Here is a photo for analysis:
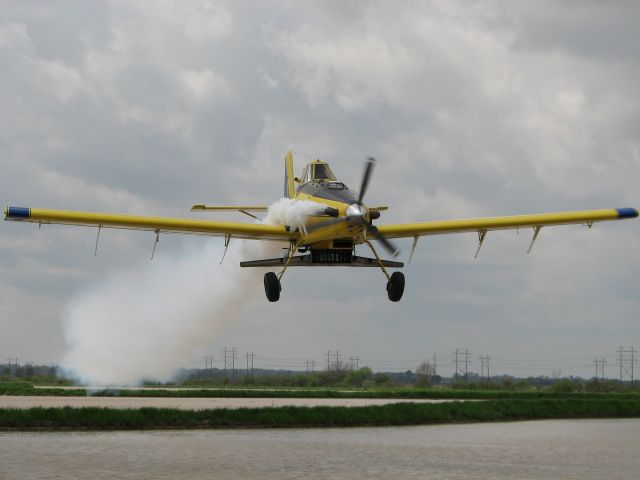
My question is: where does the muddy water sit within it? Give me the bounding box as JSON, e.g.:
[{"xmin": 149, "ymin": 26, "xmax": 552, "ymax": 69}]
[
  {"xmin": 0, "ymin": 396, "xmax": 463, "ymax": 409},
  {"xmin": 1, "ymin": 419, "xmax": 638, "ymax": 479}
]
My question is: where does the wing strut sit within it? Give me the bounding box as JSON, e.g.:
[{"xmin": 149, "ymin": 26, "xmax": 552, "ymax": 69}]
[
  {"xmin": 475, "ymin": 229, "xmax": 487, "ymax": 259},
  {"xmin": 220, "ymin": 234, "xmax": 231, "ymax": 264},
  {"xmin": 94, "ymin": 225, "xmax": 102, "ymax": 256},
  {"xmin": 526, "ymin": 226, "xmax": 542, "ymax": 254},
  {"xmin": 151, "ymin": 230, "xmax": 160, "ymax": 260},
  {"xmin": 408, "ymin": 236, "xmax": 419, "ymax": 264}
]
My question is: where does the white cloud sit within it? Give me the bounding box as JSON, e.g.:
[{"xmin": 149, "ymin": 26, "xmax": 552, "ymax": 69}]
[{"xmin": 180, "ymin": 68, "xmax": 230, "ymax": 102}]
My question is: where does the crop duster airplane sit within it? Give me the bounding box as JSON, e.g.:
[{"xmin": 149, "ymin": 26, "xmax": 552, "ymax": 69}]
[{"xmin": 4, "ymin": 151, "xmax": 638, "ymax": 302}]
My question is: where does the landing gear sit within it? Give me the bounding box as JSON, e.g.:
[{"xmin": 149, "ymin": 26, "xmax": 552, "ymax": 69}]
[
  {"xmin": 364, "ymin": 239, "xmax": 406, "ymax": 302},
  {"xmin": 264, "ymin": 272, "xmax": 281, "ymax": 302},
  {"xmin": 386, "ymin": 271, "xmax": 405, "ymax": 302},
  {"xmin": 264, "ymin": 240, "xmax": 302, "ymax": 302}
]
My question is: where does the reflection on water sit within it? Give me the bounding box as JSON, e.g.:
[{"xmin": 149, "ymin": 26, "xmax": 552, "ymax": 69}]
[{"xmin": 1, "ymin": 419, "xmax": 639, "ymax": 479}]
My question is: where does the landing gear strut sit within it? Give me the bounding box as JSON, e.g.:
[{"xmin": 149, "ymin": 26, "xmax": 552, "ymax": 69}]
[
  {"xmin": 264, "ymin": 240, "xmax": 302, "ymax": 302},
  {"xmin": 264, "ymin": 272, "xmax": 281, "ymax": 302},
  {"xmin": 386, "ymin": 271, "xmax": 405, "ymax": 302}
]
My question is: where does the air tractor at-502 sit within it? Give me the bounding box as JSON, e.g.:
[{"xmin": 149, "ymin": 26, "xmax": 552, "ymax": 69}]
[{"xmin": 5, "ymin": 151, "xmax": 638, "ymax": 302}]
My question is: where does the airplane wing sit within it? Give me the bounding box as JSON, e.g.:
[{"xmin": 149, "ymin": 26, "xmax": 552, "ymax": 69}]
[
  {"xmin": 4, "ymin": 206, "xmax": 298, "ymax": 241},
  {"xmin": 377, "ymin": 208, "xmax": 638, "ymax": 240}
]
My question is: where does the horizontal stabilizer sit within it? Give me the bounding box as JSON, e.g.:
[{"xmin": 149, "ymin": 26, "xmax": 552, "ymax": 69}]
[{"xmin": 191, "ymin": 205, "xmax": 269, "ymax": 211}]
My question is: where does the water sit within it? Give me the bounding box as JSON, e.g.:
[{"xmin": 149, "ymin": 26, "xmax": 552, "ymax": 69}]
[
  {"xmin": 0, "ymin": 395, "xmax": 468, "ymax": 410},
  {"xmin": 1, "ymin": 419, "xmax": 638, "ymax": 479}
]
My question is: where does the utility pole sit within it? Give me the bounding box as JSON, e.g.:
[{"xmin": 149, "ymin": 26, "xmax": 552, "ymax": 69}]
[
  {"xmin": 223, "ymin": 348, "xmax": 228, "ymax": 378},
  {"xmin": 327, "ymin": 351, "xmax": 332, "ymax": 371},
  {"xmin": 464, "ymin": 350, "xmax": 470, "ymax": 382},
  {"xmin": 453, "ymin": 350, "xmax": 459, "ymax": 381},
  {"xmin": 349, "ymin": 357, "xmax": 360, "ymax": 370},
  {"xmin": 305, "ymin": 360, "xmax": 316, "ymax": 373},
  {"xmin": 480, "ymin": 355, "xmax": 491, "ymax": 383},
  {"xmin": 433, "ymin": 353, "xmax": 437, "ymax": 377},
  {"xmin": 593, "ymin": 358, "xmax": 606, "ymax": 381},
  {"xmin": 334, "ymin": 350, "xmax": 341, "ymax": 371},
  {"xmin": 245, "ymin": 352, "xmax": 255, "ymax": 377},
  {"xmin": 231, "ymin": 347, "xmax": 237, "ymax": 378}
]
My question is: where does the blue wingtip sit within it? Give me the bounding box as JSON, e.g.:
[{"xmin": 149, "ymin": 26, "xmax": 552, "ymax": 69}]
[
  {"xmin": 5, "ymin": 206, "xmax": 31, "ymax": 219},
  {"xmin": 616, "ymin": 208, "xmax": 639, "ymax": 219}
]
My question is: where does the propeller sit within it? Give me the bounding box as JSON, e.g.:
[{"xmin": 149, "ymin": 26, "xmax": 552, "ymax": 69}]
[
  {"xmin": 306, "ymin": 157, "xmax": 399, "ymax": 257},
  {"xmin": 367, "ymin": 225, "xmax": 399, "ymax": 257},
  {"xmin": 357, "ymin": 157, "xmax": 376, "ymax": 205}
]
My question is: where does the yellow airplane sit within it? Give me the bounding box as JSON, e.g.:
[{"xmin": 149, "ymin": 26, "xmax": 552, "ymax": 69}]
[{"xmin": 4, "ymin": 151, "xmax": 638, "ymax": 302}]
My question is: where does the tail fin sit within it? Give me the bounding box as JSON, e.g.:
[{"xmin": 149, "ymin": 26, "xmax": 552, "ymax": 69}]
[{"xmin": 284, "ymin": 150, "xmax": 295, "ymax": 198}]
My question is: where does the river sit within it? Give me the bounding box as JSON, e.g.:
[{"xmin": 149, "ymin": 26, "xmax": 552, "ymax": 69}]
[{"xmin": 1, "ymin": 419, "xmax": 638, "ymax": 479}]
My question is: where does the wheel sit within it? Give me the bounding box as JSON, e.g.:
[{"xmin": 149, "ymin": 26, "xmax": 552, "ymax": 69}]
[
  {"xmin": 264, "ymin": 272, "xmax": 281, "ymax": 302},
  {"xmin": 386, "ymin": 271, "xmax": 405, "ymax": 302}
]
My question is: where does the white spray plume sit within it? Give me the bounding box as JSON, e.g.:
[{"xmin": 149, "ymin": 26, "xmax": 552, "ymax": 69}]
[
  {"xmin": 61, "ymin": 198, "xmax": 320, "ymax": 386},
  {"xmin": 264, "ymin": 197, "xmax": 326, "ymax": 228}
]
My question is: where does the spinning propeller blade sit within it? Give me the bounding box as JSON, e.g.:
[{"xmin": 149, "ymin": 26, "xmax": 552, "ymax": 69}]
[
  {"xmin": 367, "ymin": 225, "xmax": 399, "ymax": 257},
  {"xmin": 358, "ymin": 157, "xmax": 376, "ymax": 205}
]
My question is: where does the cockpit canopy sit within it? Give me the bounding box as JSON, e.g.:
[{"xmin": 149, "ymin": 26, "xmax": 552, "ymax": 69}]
[{"xmin": 300, "ymin": 161, "xmax": 337, "ymax": 184}]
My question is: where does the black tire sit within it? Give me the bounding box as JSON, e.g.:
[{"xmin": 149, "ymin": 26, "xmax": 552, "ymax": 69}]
[
  {"xmin": 264, "ymin": 272, "xmax": 281, "ymax": 302},
  {"xmin": 386, "ymin": 271, "xmax": 405, "ymax": 302}
]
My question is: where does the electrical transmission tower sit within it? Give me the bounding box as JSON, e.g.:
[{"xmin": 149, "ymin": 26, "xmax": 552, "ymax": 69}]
[
  {"xmin": 245, "ymin": 352, "xmax": 255, "ymax": 377},
  {"xmin": 617, "ymin": 346, "xmax": 638, "ymax": 385},
  {"xmin": 593, "ymin": 357, "xmax": 606, "ymax": 381},
  {"xmin": 453, "ymin": 349, "xmax": 471, "ymax": 381},
  {"xmin": 204, "ymin": 355, "xmax": 214, "ymax": 377},
  {"xmin": 223, "ymin": 347, "xmax": 237, "ymax": 378},
  {"xmin": 480, "ymin": 355, "xmax": 491, "ymax": 383},
  {"xmin": 6, "ymin": 357, "xmax": 17, "ymax": 374},
  {"xmin": 326, "ymin": 350, "xmax": 341, "ymax": 371}
]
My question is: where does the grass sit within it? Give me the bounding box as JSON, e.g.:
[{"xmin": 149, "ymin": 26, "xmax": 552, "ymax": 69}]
[
  {"xmin": 3, "ymin": 381, "xmax": 640, "ymax": 401},
  {"xmin": 1, "ymin": 398, "xmax": 639, "ymax": 430}
]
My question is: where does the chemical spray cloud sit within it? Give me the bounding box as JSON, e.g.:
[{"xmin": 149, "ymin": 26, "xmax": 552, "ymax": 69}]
[
  {"xmin": 61, "ymin": 198, "xmax": 323, "ymax": 386},
  {"xmin": 263, "ymin": 197, "xmax": 326, "ymax": 228}
]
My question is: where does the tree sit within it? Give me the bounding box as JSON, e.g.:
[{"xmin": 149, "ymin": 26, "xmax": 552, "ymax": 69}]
[
  {"xmin": 343, "ymin": 367, "xmax": 373, "ymax": 387},
  {"xmin": 415, "ymin": 361, "xmax": 436, "ymax": 387}
]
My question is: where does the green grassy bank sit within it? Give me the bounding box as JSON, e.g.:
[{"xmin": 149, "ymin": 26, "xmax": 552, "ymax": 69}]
[
  {"xmin": 3, "ymin": 382, "xmax": 640, "ymax": 401},
  {"xmin": 1, "ymin": 399, "xmax": 639, "ymax": 430}
]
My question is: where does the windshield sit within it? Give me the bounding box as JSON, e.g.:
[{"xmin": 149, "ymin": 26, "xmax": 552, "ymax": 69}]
[
  {"xmin": 313, "ymin": 164, "xmax": 336, "ymax": 181},
  {"xmin": 300, "ymin": 162, "xmax": 337, "ymax": 183}
]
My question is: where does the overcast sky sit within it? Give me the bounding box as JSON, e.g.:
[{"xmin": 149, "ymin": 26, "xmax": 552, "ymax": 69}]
[{"xmin": 1, "ymin": 0, "xmax": 638, "ymax": 380}]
